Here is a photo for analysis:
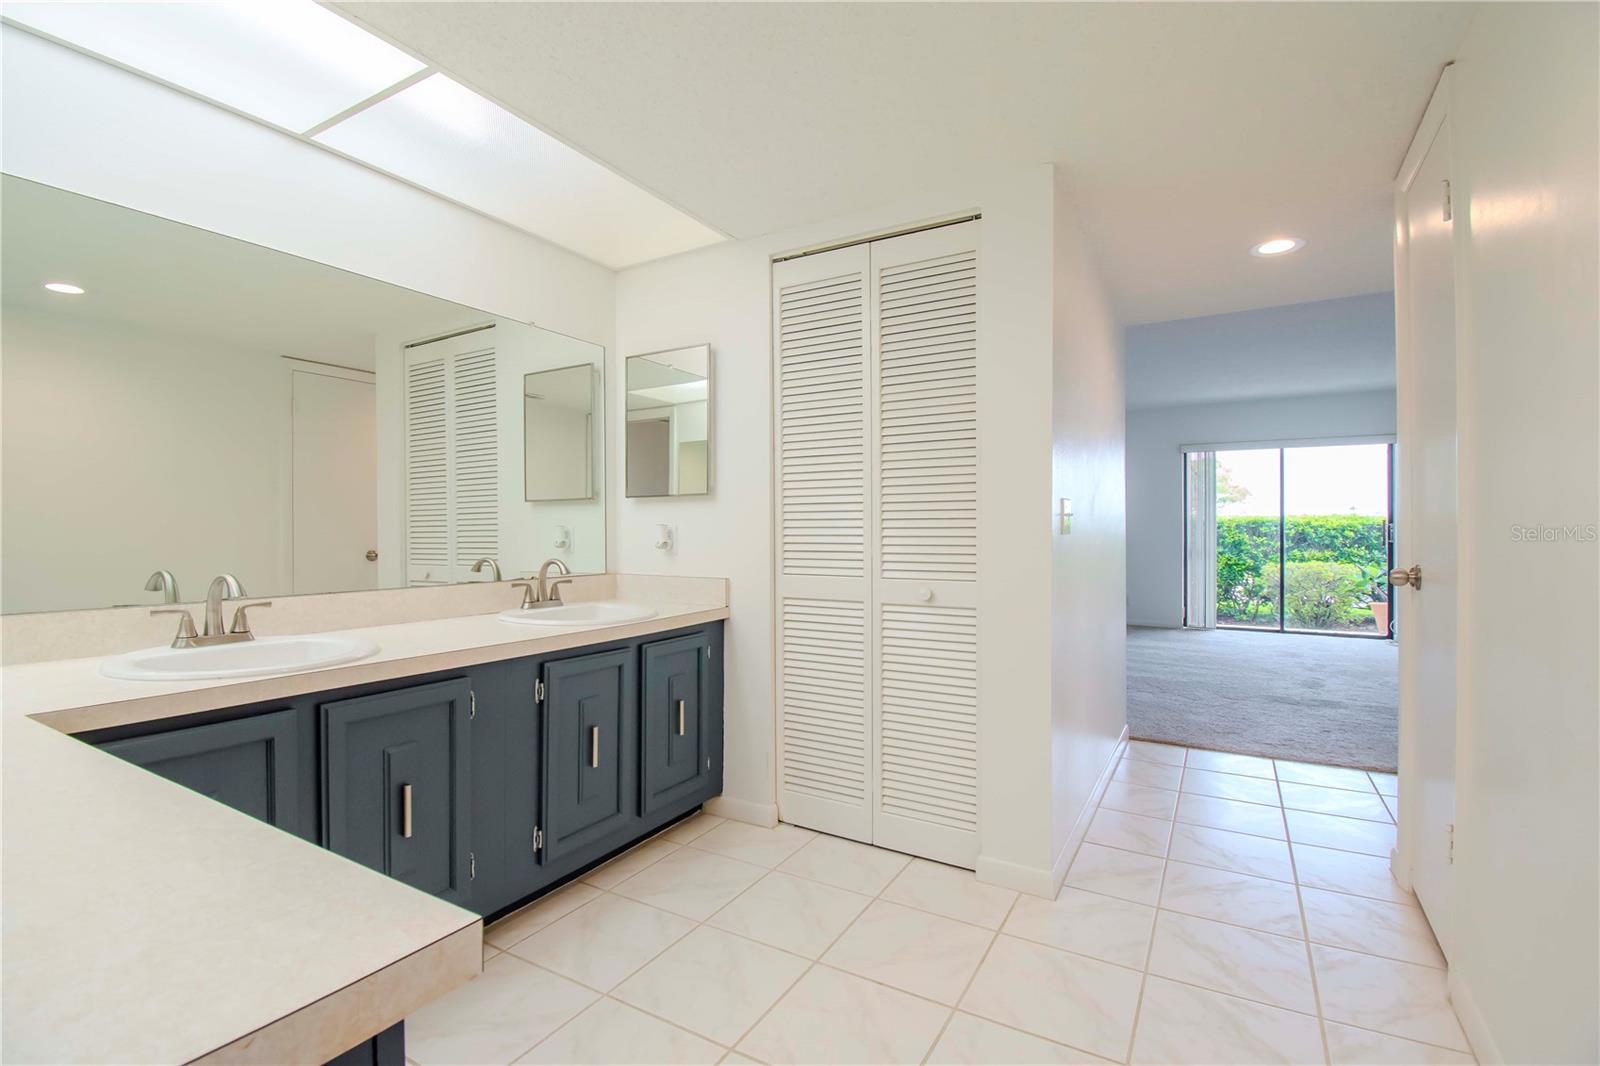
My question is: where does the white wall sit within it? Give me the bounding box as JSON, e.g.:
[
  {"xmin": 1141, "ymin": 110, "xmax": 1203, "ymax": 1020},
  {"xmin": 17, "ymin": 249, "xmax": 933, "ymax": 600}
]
[
  {"xmin": 615, "ymin": 164, "xmax": 1126, "ymax": 892},
  {"xmin": 1438, "ymin": 6, "xmax": 1599, "ymax": 1061},
  {"xmin": 0, "ymin": 25, "xmax": 615, "ymax": 365},
  {"xmin": 1125, "ymin": 389, "xmax": 1397, "ymax": 627},
  {"xmin": 1, "ymin": 309, "xmax": 288, "ymax": 613},
  {"xmin": 1048, "ymin": 171, "xmax": 1129, "ymax": 880}
]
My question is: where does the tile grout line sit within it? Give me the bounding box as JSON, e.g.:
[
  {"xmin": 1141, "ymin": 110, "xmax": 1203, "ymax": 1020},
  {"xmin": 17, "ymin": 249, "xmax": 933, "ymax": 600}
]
[
  {"xmin": 1123, "ymin": 749, "xmax": 1183, "ymax": 1063},
  {"xmin": 918, "ymin": 887, "xmax": 1020, "ymax": 1064},
  {"xmin": 1278, "ymin": 765, "xmax": 1336, "ymax": 1066}
]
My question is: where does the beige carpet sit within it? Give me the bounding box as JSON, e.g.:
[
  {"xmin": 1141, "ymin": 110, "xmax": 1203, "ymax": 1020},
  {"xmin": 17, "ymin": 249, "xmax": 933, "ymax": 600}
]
[{"xmin": 1127, "ymin": 625, "xmax": 1399, "ymax": 772}]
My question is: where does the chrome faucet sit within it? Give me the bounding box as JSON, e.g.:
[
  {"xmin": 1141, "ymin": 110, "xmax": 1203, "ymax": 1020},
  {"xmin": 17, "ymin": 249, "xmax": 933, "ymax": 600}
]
[
  {"xmin": 470, "ymin": 558, "xmax": 502, "ymax": 582},
  {"xmin": 144, "ymin": 569, "xmax": 179, "ymax": 604},
  {"xmin": 151, "ymin": 573, "xmax": 270, "ymax": 649}
]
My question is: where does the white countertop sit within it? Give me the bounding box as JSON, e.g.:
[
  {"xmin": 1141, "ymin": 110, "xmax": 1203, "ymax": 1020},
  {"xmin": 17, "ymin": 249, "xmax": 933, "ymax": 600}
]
[{"xmin": 0, "ymin": 588, "xmax": 728, "ymax": 1063}]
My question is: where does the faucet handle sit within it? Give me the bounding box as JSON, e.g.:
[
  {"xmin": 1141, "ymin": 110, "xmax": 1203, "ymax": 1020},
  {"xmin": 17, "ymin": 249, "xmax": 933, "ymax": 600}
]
[
  {"xmin": 151, "ymin": 608, "xmax": 198, "ymax": 648},
  {"xmin": 510, "ymin": 582, "xmax": 538, "ymax": 609},
  {"xmin": 547, "ymin": 578, "xmax": 574, "ymax": 604},
  {"xmin": 229, "ymin": 601, "xmax": 272, "ymax": 636}
]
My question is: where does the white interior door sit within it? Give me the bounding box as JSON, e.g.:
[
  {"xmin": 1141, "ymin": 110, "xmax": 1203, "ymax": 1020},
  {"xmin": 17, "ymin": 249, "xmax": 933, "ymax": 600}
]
[
  {"xmin": 868, "ymin": 223, "xmax": 980, "ymax": 867},
  {"xmin": 291, "ymin": 368, "xmax": 377, "ymax": 594},
  {"xmin": 774, "ymin": 243, "xmax": 874, "ymax": 842},
  {"xmin": 1397, "ymin": 114, "xmax": 1459, "ymax": 955}
]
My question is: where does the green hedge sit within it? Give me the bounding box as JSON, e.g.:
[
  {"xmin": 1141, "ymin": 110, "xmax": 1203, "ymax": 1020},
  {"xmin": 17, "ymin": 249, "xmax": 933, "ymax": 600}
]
[{"xmin": 1215, "ymin": 514, "xmax": 1386, "ymax": 627}]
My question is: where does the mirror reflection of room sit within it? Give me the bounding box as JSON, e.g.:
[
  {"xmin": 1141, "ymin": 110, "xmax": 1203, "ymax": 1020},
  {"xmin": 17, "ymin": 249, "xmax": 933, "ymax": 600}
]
[
  {"xmin": 0, "ymin": 176, "xmax": 606, "ymax": 615},
  {"xmin": 624, "ymin": 344, "xmax": 711, "ymax": 497}
]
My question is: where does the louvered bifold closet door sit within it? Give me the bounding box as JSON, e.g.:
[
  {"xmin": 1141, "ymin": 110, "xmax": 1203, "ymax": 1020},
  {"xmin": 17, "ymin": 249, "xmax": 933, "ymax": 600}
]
[
  {"xmin": 773, "ymin": 244, "xmax": 874, "ymax": 842},
  {"xmin": 449, "ymin": 346, "xmax": 499, "ymax": 581},
  {"xmin": 404, "ymin": 352, "xmax": 451, "ymax": 585},
  {"xmin": 869, "ymin": 223, "xmax": 980, "ymax": 868}
]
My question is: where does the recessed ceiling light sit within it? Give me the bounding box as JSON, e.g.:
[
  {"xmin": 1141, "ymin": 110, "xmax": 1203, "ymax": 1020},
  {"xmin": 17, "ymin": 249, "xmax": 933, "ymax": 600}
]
[
  {"xmin": 1251, "ymin": 237, "xmax": 1306, "ymax": 257},
  {"xmin": 43, "ymin": 282, "xmax": 86, "ymax": 295}
]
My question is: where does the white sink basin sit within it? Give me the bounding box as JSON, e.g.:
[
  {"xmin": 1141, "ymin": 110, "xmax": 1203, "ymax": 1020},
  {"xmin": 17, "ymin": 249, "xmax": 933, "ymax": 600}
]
[
  {"xmin": 497, "ymin": 601, "xmax": 658, "ymax": 628},
  {"xmin": 99, "ymin": 635, "xmax": 380, "ymax": 681}
]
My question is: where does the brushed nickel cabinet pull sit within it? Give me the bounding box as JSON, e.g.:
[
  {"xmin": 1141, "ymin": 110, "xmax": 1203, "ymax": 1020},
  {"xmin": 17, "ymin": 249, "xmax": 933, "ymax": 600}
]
[
  {"xmin": 401, "ymin": 783, "xmax": 414, "ymax": 839},
  {"xmin": 677, "ymin": 699, "xmax": 686, "ymax": 736},
  {"xmin": 590, "ymin": 726, "xmax": 600, "ymax": 768}
]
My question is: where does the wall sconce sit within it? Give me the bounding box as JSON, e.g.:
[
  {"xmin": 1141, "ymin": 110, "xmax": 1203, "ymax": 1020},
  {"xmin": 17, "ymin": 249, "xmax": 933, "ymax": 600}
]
[{"xmin": 1058, "ymin": 498, "xmax": 1073, "ymax": 534}]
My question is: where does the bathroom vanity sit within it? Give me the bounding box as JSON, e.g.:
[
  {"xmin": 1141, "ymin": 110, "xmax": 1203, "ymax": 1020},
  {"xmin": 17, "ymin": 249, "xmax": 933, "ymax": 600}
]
[
  {"xmin": 0, "ymin": 582, "xmax": 728, "ymax": 1065},
  {"xmin": 82, "ymin": 619, "xmax": 724, "ymax": 918}
]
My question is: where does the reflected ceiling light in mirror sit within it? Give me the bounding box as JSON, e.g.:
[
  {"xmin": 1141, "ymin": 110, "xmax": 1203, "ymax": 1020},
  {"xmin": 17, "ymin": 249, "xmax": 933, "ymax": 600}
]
[
  {"xmin": 0, "ymin": 1, "xmax": 425, "ymax": 133},
  {"xmin": 314, "ymin": 73, "xmax": 725, "ymax": 269},
  {"xmin": 1250, "ymin": 237, "xmax": 1306, "ymax": 257},
  {"xmin": 43, "ymin": 282, "xmax": 86, "ymax": 295}
]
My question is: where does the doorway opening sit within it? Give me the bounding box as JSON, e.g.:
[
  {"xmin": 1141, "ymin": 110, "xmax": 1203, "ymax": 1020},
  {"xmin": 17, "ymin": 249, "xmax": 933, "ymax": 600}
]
[{"xmin": 1184, "ymin": 442, "xmax": 1394, "ymax": 638}]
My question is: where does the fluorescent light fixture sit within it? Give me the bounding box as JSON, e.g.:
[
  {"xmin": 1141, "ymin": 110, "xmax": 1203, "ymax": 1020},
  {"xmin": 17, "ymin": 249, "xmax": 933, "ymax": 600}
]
[
  {"xmin": 315, "ymin": 73, "xmax": 725, "ymax": 269},
  {"xmin": 1, "ymin": 1, "xmax": 425, "ymax": 133},
  {"xmin": 43, "ymin": 282, "xmax": 86, "ymax": 295},
  {"xmin": 1251, "ymin": 237, "xmax": 1306, "ymax": 257}
]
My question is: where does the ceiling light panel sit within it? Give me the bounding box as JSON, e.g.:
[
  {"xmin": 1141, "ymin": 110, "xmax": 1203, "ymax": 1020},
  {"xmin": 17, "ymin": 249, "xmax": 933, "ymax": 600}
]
[
  {"xmin": 1, "ymin": 1, "xmax": 425, "ymax": 133},
  {"xmin": 314, "ymin": 74, "xmax": 725, "ymax": 269}
]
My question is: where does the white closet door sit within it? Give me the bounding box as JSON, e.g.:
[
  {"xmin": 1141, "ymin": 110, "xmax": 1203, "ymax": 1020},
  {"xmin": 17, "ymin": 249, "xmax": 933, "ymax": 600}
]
[
  {"xmin": 404, "ymin": 352, "xmax": 451, "ymax": 585},
  {"xmin": 403, "ymin": 329, "xmax": 498, "ymax": 586},
  {"xmin": 450, "ymin": 346, "xmax": 499, "ymax": 580},
  {"xmin": 869, "ymin": 223, "xmax": 980, "ymax": 867},
  {"xmin": 773, "ymin": 244, "xmax": 875, "ymax": 842}
]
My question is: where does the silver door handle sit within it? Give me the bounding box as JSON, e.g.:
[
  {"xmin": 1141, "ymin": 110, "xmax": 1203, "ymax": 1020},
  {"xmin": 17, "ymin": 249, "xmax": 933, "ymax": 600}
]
[
  {"xmin": 677, "ymin": 699, "xmax": 686, "ymax": 736},
  {"xmin": 590, "ymin": 726, "xmax": 600, "ymax": 768},
  {"xmin": 401, "ymin": 783, "xmax": 414, "ymax": 839},
  {"xmin": 1389, "ymin": 565, "xmax": 1422, "ymax": 590}
]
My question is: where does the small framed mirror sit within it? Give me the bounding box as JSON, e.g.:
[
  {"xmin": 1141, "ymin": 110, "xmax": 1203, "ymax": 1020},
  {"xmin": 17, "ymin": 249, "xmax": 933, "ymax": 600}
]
[
  {"xmin": 625, "ymin": 344, "xmax": 712, "ymax": 497},
  {"xmin": 523, "ymin": 364, "xmax": 598, "ymax": 501}
]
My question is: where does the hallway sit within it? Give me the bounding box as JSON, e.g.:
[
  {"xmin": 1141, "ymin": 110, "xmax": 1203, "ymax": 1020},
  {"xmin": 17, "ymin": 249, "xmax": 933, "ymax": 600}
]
[{"xmin": 1128, "ymin": 627, "xmax": 1398, "ymax": 771}]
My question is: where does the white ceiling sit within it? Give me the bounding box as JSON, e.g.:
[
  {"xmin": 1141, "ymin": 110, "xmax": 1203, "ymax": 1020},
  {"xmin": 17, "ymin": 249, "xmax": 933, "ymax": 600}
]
[
  {"xmin": 331, "ymin": 2, "xmax": 1474, "ymax": 324},
  {"xmin": 1124, "ymin": 292, "xmax": 1396, "ymax": 409},
  {"xmin": 0, "ymin": 176, "xmax": 483, "ymax": 368}
]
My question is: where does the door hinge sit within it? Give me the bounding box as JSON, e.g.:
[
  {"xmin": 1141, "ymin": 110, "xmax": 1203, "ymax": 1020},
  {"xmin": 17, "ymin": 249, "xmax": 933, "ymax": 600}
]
[
  {"xmin": 1446, "ymin": 823, "xmax": 1455, "ymax": 864},
  {"xmin": 1442, "ymin": 178, "xmax": 1453, "ymax": 222},
  {"xmin": 469, "ymin": 851, "xmax": 476, "ymax": 879},
  {"xmin": 535, "ymin": 678, "xmax": 546, "ymax": 703},
  {"xmin": 533, "ymin": 826, "xmax": 543, "ymax": 853},
  {"xmin": 469, "ymin": 691, "xmax": 476, "ymax": 719}
]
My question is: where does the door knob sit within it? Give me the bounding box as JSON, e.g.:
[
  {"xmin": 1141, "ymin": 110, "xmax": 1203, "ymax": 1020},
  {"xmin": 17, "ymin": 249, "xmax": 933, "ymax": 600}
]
[
  {"xmin": 1389, "ymin": 565, "xmax": 1422, "ymax": 590},
  {"xmin": 366, "ymin": 549, "xmax": 378, "ymax": 561}
]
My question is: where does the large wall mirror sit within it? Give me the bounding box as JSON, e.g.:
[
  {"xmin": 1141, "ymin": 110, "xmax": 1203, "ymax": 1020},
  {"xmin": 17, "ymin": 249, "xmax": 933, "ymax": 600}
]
[
  {"xmin": 625, "ymin": 344, "xmax": 712, "ymax": 497},
  {"xmin": 0, "ymin": 175, "xmax": 606, "ymax": 615}
]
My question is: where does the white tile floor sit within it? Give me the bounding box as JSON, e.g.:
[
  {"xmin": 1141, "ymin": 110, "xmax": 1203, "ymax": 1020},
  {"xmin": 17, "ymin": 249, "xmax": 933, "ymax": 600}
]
[{"xmin": 411, "ymin": 743, "xmax": 1472, "ymax": 1065}]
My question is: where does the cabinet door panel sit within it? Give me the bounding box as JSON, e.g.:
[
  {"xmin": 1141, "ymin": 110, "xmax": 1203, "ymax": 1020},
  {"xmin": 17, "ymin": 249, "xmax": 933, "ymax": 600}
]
[
  {"xmin": 641, "ymin": 633, "xmax": 712, "ymax": 815},
  {"xmin": 322, "ymin": 678, "xmax": 471, "ymax": 904},
  {"xmin": 102, "ymin": 710, "xmax": 299, "ymax": 830},
  {"xmin": 541, "ymin": 648, "xmax": 635, "ymax": 861}
]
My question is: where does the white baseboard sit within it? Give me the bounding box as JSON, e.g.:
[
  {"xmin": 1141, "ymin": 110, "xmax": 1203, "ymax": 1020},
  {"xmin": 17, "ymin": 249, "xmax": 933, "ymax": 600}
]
[
  {"xmin": 704, "ymin": 795, "xmax": 778, "ymax": 828},
  {"xmin": 975, "ymin": 854, "xmax": 1057, "ymax": 898},
  {"xmin": 1448, "ymin": 965, "xmax": 1499, "ymax": 1064},
  {"xmin": 1049, "ymin": 726, "xmax": 1129, "ymax": 892},
  {"xmin": 978, "ymin": 726, "xmax": 1130, "ymax": 899}
]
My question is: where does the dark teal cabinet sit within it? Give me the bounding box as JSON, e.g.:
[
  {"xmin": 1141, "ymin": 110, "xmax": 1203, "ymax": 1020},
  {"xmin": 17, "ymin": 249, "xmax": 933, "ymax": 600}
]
[
  {"xmin": 321, "ymin": 678, "xmax": 472, "ymax": 906},
  {"xmin": 640, "ymin": 632, "xmax": 713, "ymax": 816},
  {"xmin": 540, "ymin": 648, "xmax": 636, "ymax": 862},
  {"xmin": 102, "ymin": 709, "xmax": 300, "ymax": 831},
  {"xmin": 90, "ymin": 621, "xmax": 722, "ymax": 920}
]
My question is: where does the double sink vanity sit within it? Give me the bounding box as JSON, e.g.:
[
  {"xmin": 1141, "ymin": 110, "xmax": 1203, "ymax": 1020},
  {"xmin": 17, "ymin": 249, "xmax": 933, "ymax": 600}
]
[{"xmin": 0, "ymin": 575, "xmax": 729, "ymax": 1064}]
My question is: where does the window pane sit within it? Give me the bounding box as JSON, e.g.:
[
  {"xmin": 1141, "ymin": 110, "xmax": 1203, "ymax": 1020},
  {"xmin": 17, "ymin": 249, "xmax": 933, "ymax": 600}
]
[
  {"xmin": 1215, "ymin": 449, "xmax": 1281, "ymax": 630},
  {"xmin": 1283, "ymin": 444, "xmax": 1390, "ymax": 634}
]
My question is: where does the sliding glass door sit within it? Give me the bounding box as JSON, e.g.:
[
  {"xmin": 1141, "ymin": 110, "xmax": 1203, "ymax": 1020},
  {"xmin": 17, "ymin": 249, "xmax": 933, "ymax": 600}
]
[{"xmin": 1185, "ymin": 443, "xmax": 1394, "ymax": 638}]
